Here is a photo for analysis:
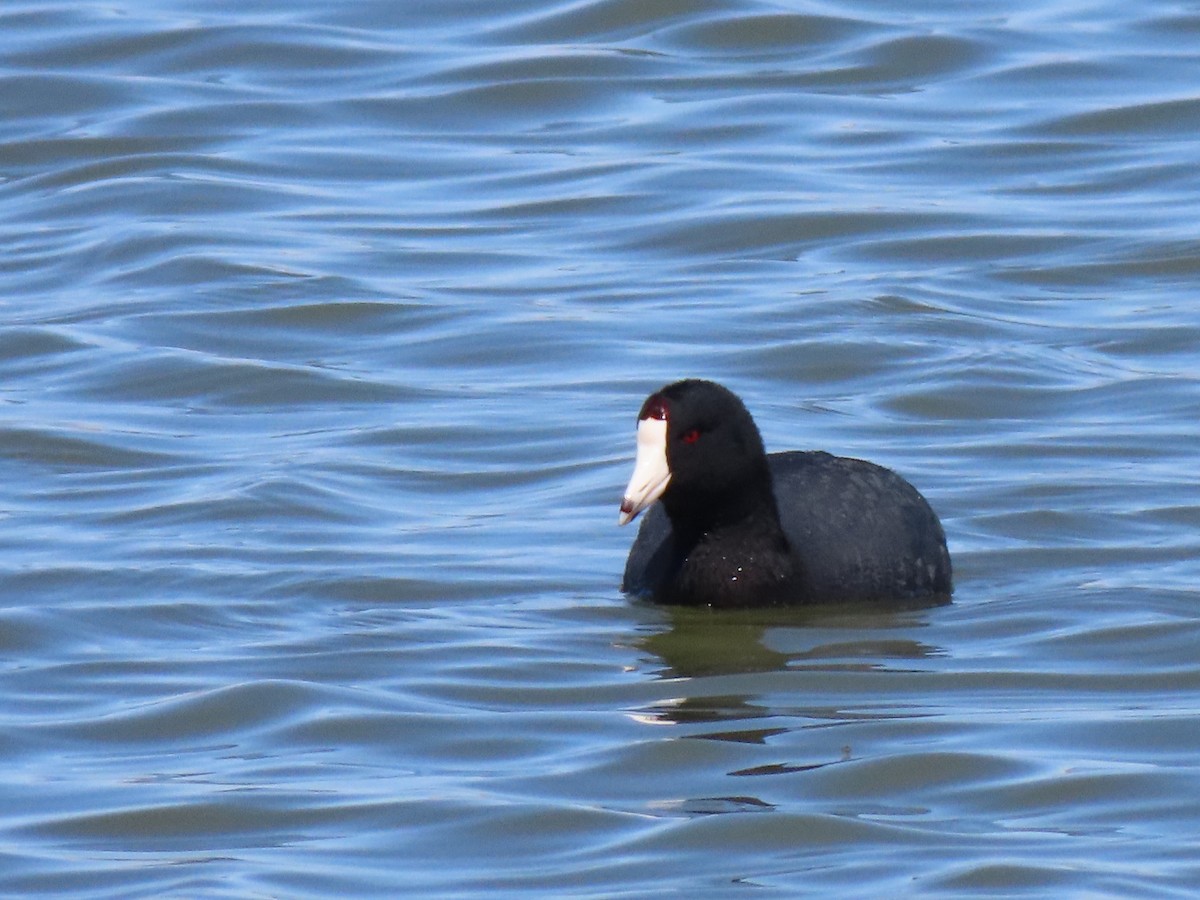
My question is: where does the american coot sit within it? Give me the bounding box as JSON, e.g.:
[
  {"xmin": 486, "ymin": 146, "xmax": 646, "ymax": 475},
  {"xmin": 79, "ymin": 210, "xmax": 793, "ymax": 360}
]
[{"xmin": 619, "ymin": 379, "xmax": 952, "ymax": 607}]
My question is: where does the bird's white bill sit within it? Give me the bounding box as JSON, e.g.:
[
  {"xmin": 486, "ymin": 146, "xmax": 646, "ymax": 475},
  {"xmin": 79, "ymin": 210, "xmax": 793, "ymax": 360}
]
[{"xmin": 618, "ymin": 416, "xmax": 671, "ymax": 525}]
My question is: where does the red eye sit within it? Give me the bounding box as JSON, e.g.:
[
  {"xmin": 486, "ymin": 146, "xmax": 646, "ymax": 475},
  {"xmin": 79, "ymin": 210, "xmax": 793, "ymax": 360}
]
[{"xmin": 681, "ymin": 428, "xmax": 701, "ymax": 444}]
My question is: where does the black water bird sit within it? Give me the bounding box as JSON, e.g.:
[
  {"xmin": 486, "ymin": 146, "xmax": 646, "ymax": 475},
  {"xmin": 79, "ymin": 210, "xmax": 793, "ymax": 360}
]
[{"xmin": 619, "ymin": 379, "xmax": 951, "ymax": 607}]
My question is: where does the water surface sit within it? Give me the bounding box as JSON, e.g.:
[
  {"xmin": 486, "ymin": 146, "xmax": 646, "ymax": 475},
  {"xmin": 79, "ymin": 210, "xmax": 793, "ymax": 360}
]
[{"xmin": 2, "ymin": 0, "xmax": 1199, "ymax": 895}]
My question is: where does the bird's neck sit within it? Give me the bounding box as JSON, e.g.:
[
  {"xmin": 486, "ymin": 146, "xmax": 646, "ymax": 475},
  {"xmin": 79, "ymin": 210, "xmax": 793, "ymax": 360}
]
[
  {"xmin": 662, "ymin": 480, "xmax": 797, "ymax": 607},
  {"xmin": 664, "ymin": 470, "xmax": 784, "ymax": 545}
]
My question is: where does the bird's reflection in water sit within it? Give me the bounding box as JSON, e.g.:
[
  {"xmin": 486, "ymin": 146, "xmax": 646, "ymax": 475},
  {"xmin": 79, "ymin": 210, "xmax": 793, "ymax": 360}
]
[
  {"xmin": 632, "ymin": 600, "xmax": 948, "ymax": 815},
  {"xmin": 639, "ymin": 599, "xmax": 947, "ymax": 681},
  {"xmin": 634, "ymin": 600, "xmax": 947, "ymax": 738}
]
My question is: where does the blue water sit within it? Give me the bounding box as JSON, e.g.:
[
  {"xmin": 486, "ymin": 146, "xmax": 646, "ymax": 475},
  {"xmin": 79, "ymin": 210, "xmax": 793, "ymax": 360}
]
[{"xmin": 3, "ymin": 0, "xmax": 1199, "ymax": 895}]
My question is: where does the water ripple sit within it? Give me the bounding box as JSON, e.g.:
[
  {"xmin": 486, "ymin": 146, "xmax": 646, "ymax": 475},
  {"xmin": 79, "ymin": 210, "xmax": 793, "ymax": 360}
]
[{"xmin": 2, "ymin": 0, "xmax": 1199, "ymax": 895}]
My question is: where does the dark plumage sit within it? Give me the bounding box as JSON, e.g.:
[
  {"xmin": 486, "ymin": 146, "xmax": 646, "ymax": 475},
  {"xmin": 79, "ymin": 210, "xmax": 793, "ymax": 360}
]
[{"xmin": 618, "ymin": 379, "xmax": 952, "ymax": 607}]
